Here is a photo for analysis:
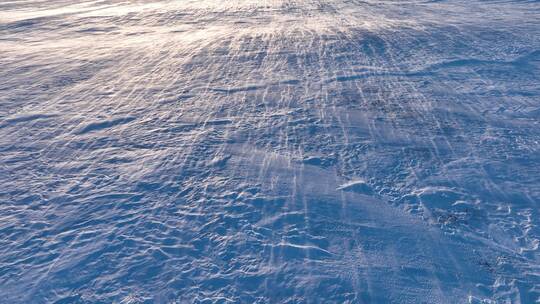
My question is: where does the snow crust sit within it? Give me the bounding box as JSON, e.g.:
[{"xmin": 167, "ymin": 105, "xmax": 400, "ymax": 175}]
[{"xmin": 1, "ymin": 0, "xmax": 539, "ymax": 303}]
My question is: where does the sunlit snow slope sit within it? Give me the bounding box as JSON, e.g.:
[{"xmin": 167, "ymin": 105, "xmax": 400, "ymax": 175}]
[{"xmin": 1, "ymin": 0, "xmax": 539, "ymax": 303}]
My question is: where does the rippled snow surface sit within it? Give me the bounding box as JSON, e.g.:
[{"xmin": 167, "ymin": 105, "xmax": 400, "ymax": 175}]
[{"xmin": 1, "ymin": 1, "xmax": 539, "ymax": 303}]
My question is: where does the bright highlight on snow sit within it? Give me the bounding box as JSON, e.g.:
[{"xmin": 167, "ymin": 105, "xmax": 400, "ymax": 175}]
[{"xmin": 1, "ymin": 0, "xmax": 539, "ymax": 303}]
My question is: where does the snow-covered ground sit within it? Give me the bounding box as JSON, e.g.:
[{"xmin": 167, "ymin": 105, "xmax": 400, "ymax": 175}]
[{"xmin": 1, "ymin": 1, "xmax": 539, "ymax": 303}]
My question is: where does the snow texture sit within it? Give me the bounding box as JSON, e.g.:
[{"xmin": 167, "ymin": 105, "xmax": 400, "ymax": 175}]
[{"xmin": 1, "ymin": 0, "xmax": 539, "ymax": 303}]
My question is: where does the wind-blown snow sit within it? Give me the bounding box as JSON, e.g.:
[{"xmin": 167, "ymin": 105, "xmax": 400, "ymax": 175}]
[{"xmin": 1, "ymin": 0, "xmax": 539, "ymax": 303}]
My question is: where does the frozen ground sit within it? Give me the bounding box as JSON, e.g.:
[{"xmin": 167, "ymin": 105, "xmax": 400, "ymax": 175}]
[{"xmin": 1, "ymin": 0, "xmax": 539, "ymax": 303}]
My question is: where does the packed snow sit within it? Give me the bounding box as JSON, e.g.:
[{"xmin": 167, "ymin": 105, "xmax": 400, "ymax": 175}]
[{"xmin": 1, "ymin": 0, "xmax": 539, "ymax": 303}]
